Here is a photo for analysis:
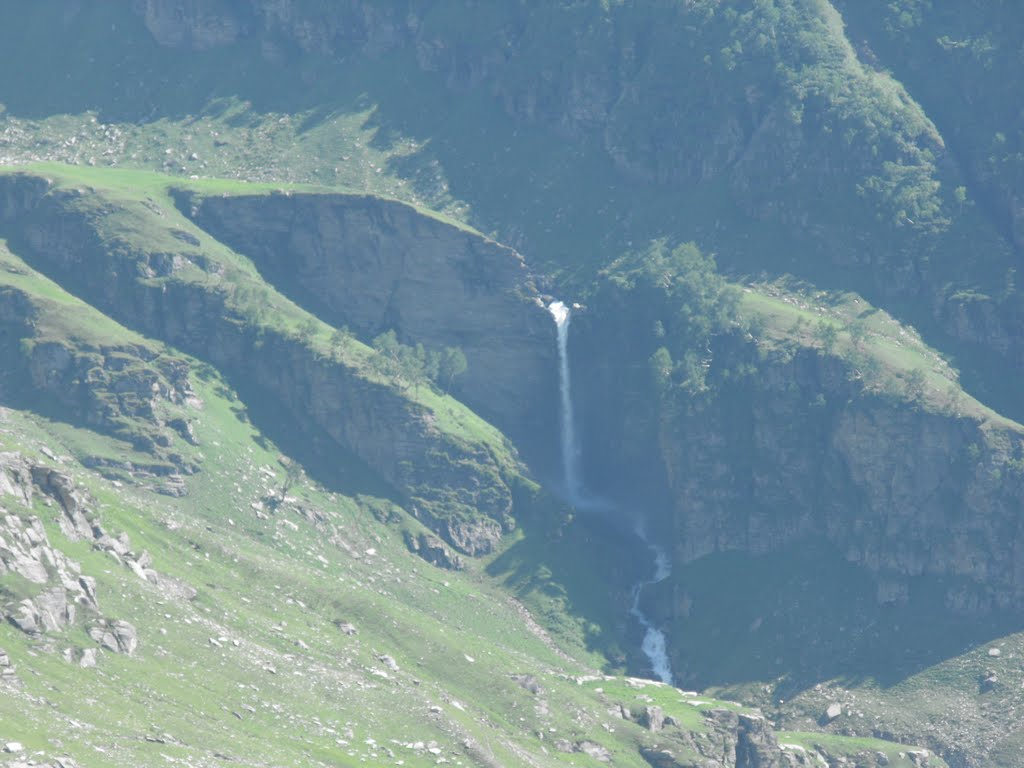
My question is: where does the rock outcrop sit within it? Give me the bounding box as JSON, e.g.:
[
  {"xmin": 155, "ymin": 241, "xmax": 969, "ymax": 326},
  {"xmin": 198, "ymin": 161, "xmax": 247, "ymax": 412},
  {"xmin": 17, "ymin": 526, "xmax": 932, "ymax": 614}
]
[
  {"xmin": 574, "ymin": 296, "xmax": 1024, "ymax": 615},
  {"xmin": 0, "ymin": 503, "xmax": 97, "ymax": 636},
  {"xmin": 88, "ymin": 619, "xmax": 139, "ymax": 656},
  {"xmin": 179, "ymin": 190, "xmax": 557, "ymax": 459},
  {"xmin": 0, "ymin": 178, "xmax": 520, "ymax": 554},
  {"xmin": 28, "ymin": 459, "xmax": 169, "ymax": 591},
  {"xmin": 662, "ymin": 345, "xmax": 1024, "ymax": 613},
  {"xmin": 0, "ymin": 285, "xmax": 201, "ymax": 473},
  {"xmin": 0, "ymin": 452, "xmax": 177, "ymax": 658},
  {"xmin": 404, "ymin": 530, "xmax": 464, "ymax": 571}
]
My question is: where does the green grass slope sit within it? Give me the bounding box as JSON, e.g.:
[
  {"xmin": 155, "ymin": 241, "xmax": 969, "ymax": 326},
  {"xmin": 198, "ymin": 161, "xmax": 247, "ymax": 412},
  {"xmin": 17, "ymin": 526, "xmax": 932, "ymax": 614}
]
[
  {"xmin": 0, "ymin": 166, "xmax": 948, "ymax": 767},
  {"xmin": 0, "ymin": 165, "xmax": 530, "ymax": 553}
]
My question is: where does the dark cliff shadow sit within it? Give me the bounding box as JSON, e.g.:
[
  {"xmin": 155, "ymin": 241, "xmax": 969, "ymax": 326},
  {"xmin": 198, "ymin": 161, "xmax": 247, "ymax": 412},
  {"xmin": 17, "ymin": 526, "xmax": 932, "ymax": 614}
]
[
  {"xmin": 190, "ymin": 361, "xmax": 400, "ymax": 504},
  {"xmin": 658, "ymin": 540, "xmax": 1024, "ymax": 697},
  {"xmin": 487, "ymin": 501, "xmax": 656, "ymax": 673}
]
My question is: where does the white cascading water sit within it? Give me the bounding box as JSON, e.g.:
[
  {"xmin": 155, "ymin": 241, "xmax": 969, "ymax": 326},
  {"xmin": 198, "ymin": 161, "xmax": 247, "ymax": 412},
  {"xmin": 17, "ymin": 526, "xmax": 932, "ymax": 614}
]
[
  {"xmin": 628, "ymin": 543, "xmax": 674, "ymax": 685},
  {"xmin": 547, "ymin": 299, "xmax": 675, "ymax": 685},
  {"xmin": 548, "ymin": 301, "xmax": 582, "ymax": 503}
]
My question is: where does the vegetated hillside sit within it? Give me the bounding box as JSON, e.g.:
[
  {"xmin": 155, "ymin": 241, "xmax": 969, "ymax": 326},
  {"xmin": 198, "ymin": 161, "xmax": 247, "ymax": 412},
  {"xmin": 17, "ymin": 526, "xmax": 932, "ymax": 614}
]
[
  {"xmin": 0, "ymin": 1, "xmax": 1022, "ymax": 767},
  {"xmin": 0, "ymin": 169, "xmax": 991, "ymax": 768},
  {"xmin": 0, "ymin": 164, "xmax": 890, "ymax": 768},
  {"xmin": 1, "ymin": 0, "xmax": 1021, "ymax": 412},
  {"xmin": 0, "ymin": 166, "xmax": 971, "ymax": 768},
  {"xmin": 834, "ymin": 0, "xmax": 1024, "ymax": 250}
]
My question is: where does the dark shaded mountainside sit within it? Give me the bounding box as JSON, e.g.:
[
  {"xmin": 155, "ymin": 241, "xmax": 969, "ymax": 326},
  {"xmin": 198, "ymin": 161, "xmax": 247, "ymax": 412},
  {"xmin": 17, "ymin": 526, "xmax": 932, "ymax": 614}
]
[{"xmin": 0, "ymin": 1, "xmax": 1023, "ymax": 767}]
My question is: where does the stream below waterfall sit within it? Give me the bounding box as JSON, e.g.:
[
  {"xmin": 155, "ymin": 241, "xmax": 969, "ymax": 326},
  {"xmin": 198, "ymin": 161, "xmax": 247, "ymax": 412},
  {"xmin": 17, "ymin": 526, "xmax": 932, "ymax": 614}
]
[
  {"xmin": 547, "ymin": 300, "xmax": 675, "ymax": 685},
  {"xmin": 628, "ymin": 541, "xmax": 674, "ymax": 685}
]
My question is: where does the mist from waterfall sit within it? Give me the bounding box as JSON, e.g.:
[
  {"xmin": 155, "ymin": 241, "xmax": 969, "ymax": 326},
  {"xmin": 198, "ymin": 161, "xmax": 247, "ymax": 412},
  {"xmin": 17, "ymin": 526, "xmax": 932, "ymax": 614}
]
[{"xmin": 547, "ymin": 299, "xmax": 675, "ymax": 686}]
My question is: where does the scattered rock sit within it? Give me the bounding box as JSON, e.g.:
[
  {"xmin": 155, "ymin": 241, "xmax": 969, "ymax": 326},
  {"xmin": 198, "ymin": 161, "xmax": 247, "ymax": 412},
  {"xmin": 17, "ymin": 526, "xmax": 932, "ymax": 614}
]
[
  {"xmin": 3, "ymin": 742, "xmax": 24, "ymax": 753},
  {"xmin": 0, "ymin": 647, "xmax": 15, "ymax": 681},
  {"xmin": 825, "ymin": 702, "xmax": 842, "ymax": 722},
  {"xmin": 988, "ymin": 647, "xmax": 1002, "ymax": 657}
]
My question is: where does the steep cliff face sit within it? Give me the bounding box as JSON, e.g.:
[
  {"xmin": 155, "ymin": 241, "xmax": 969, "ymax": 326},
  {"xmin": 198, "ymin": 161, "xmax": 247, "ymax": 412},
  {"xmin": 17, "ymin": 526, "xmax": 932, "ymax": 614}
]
[
  {"xmin": 0, "ymin": 176, "xmax": 518, "ymax": 554},
  {"xmin": 179, "ymin": 190, "xmax": 557, "ymax": 459},
  {"xmin": 664, "ymin": 347, "xmax": 1024, "ymax": 613},
  {"xmin": 574, "ymin": 291, "xmax": 1024, "ymax": 615}
]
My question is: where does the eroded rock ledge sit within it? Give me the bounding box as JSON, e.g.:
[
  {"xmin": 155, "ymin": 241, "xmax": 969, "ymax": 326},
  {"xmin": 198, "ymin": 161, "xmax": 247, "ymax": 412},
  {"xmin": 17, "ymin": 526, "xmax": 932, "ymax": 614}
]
[{"xmin": 178, "ymin": 189, "xmax": 557, "ymax": 457}]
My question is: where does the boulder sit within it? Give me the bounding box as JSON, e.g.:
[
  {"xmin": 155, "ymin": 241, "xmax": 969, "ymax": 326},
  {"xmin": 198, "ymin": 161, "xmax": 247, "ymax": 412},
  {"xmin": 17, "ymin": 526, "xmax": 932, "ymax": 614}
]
[
  {"xmin": 11, "ymin": 599, "xmax": 41, "ymax": 634},
  {"xmin": 35, "ymin": 586, "xmax": 75, "ymax": 632},
  {"xmin": 89, "ymin": 619, "xmax": 139, "ymax": 655},
  {"xmin": 405, "ymin": 531, "xmax": 465, "ymax": 571},
  {"xmin": 0, "ymin": 453, "xmax": 33, "ymax": 505},
  {"xmin": 980, "ymin": 671, "xmax": 998, "ymax": 692},
  {"xmin": 578, "ymin": 741, "xmax": 611, "ymax": 762},
  {"xmin": 30, "ymin": 466, "xmax": 93, "ymax": 540},
  {"xmin": 642, "ymin": 705, "xmax": 665, "ymax": 732}
]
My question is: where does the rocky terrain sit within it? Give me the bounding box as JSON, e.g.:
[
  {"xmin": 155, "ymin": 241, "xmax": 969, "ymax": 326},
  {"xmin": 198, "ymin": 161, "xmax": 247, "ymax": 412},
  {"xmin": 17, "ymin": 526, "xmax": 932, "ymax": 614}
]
[
  {"xmin": 0, "ymin": 1, "xmax": 1021, "ymax": 766},
  {"xmin": 0, "ymin": 172, "xmax": 530, "ymax": 555},
  {"xmin": 180, "ymin": 188, "xmax": 558, "ymax": 461}
]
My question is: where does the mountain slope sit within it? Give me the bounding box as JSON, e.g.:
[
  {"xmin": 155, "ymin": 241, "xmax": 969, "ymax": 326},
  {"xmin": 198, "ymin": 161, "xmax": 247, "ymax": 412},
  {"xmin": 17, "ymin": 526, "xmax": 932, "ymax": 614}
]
[
  {"xmin": 0, "ymin": 2, "xmax": 1021, "ymax": 766},
  {"xmin": 0, "ymin": 165, "xmax": 828, "ymax": 768}
]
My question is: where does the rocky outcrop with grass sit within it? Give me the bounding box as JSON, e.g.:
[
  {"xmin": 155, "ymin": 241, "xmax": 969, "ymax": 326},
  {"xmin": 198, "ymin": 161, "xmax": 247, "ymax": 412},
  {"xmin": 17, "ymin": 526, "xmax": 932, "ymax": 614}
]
[
  {"xmin": 0, "ymin": 176, "xmax": 518, "ymax": 554},
  {"xmin": 0, "ymin": 293, "xmax": 199, "ymax": 469},
  {"xmin": 574, "ymin": 278, "xmax": 1024, "ymax": 614},
  {"xmin": 179, "ymin": 189, "xmax": 557, "ymax": 455}
]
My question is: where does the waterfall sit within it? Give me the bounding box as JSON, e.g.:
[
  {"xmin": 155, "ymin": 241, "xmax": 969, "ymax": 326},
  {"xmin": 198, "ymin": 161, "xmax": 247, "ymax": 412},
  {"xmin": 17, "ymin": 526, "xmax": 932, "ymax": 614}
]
[
  {"xmin": 628, "ymin": 542, "xmax": 674, "ymax": 685},
  {"xmin": 547, "ymin": 299, "xmax": 675, "ymax": 685},
  {"xmin": 548, "ymin": 301, "xmax": 581, "ymax": 502}
]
